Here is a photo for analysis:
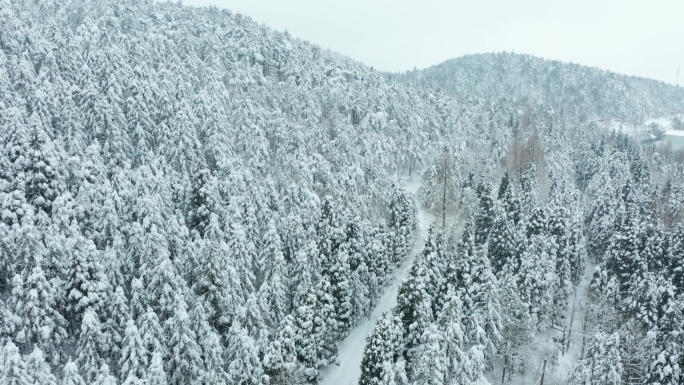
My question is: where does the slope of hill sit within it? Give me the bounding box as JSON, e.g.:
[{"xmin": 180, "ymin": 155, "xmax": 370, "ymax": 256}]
[
  {"xmin": 0, "ymin": 0, "xmax": 507, "ymax": 384},
  {"xmin": 398, "ymin": 52, "xmax": 684, "ymax": 123}
]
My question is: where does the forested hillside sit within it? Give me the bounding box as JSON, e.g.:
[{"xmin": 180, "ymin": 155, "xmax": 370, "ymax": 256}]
[
  {"xmin": 398, "ymin": 52, "xmax": 684, "ymax": 123},
  {"xmin": 1, "ymin": 1, "xmax": 683, "ymax": 385}
]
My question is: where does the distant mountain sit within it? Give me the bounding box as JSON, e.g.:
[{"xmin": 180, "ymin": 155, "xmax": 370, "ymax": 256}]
[{"xmin": 397, "ymin": 52, "xmax": 684, "ymax": 123}]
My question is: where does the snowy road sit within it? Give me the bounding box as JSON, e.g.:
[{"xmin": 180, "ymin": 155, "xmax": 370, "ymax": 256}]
[{"xmin": 318, "ymin": 176, "xmax": 430, "ymax": 385}]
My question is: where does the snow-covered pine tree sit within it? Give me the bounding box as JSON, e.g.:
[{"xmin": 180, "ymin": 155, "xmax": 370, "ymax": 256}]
[
  {"xmin": 146, "ymin": 352, "xmax": 167, "ymax": 385},
  {"xmin": 225, "ymin": 320, "xmax": 263, "ymax": 385},
  {"xmin": 77, "ymin": 307, "xmax": 107, "ymax": 383},
  {"xmin": 0, "ymin": 341, "xmax": 33, "ymax": 385},
  {"xmin": 61, "ymin": 360, "xmax": 86, "ymax": 385},
  {"xmin": 411, "ymin": 324, "xmax": 447, "ymax": 385},
  {"xmin": 26, "ymin": 347, "xmax": 57, "ymax": 385},
  {"xmin": 92, "ymin": 364, "xmax": 117, "ymax": 385},
  {"xmin": 119, "ymin": 319, "xmax": 147, "ymax": 385},
  {"xmin": 10, "ymin": 252, "xmax": 66, "ymax": 364},
  {"xmin": 164, "ymin": 295, "xmax": 203, "ymax": 385},
  {"xmin": 359, "ymin": 312, "xmax": 403, "ymax": 385},
  {"xmin": 263, "ymin": 314, "xmax": 300, "ymax": 385}
]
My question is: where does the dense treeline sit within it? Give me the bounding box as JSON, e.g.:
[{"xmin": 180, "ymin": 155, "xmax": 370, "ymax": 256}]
[
  {"xmin": 361, "ymin": 157, "xmax": 587, "ymax": 384},
  {"xmin": 0, "ymin": 0, "xmax": 524, "ymax": 384},
  {"xmin": 1, "ymin": 0, "xmax": 684, "ymax": 384},
  {"xmin": 360, "ymin": 130, "xmax": 684, "ymax": 384},
  {"xmin": 577, "ymin": 133, "xmax": 684, "ymax": 385},
  {"xmin": 0, "ymin": 0, "xmax": 438, "ymax": 383}
]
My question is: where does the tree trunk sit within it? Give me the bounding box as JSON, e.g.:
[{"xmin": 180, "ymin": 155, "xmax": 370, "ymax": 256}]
[{"xmin": 502, "ymin": 353, "xmax": 508, "ymax": 384}]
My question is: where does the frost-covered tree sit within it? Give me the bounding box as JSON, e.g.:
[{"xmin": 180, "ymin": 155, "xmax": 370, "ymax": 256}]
[
  {"xmin": 77, "ymin": 307, "xmax": 107, "ymax": 383},
  {"xmin": 412, "ymin": 324, "xmax": 447, "ymax": 385},
  {"xmin": 571, "ymin": 332, "xmax": 623, "ymax": 385},
  {"xmin": 61, "ymin": 360, "xmax": 86, "ymax": 385},
  {"xmin": 163, "ymin": 294, "xmax": 203, "ymax": 385},
  {"xmin": 26, "ymin": 347, "xmax": 57, "ymax": 385},
  {"xmin": 146, "ymin": 352, "xmax": 167, "ymax": 385},
  {"xmin": 263, "ymin": 315, "xmax": 300, "ymax": 385},
  {"xmin": 10, "ymin": 253, "xmax": 66, "ymax": 364},
  {"xmin": 65, "ymin": 236, "xmax": 110, "ymax": 331},
  {"xmin": 0, "ymin": 341, "xmax": 33, "ymax": 385},
  {"xmin": 259, "ymin": 218, "xmax": 289, "ymax": 324},
  {"xmin": 119, "ymin": 320, "xmax": 147, "ymax": 385},
  {"xmin": 359, "ymin": 312, "xmax": 403, "ymax": 385},
  {"xmin": 226, "ymin": 321, "xmax": 263, "ymax": 385},
  {"xmin": 420, "ymin": 147, "xmax": 458, "ymax": 228}
]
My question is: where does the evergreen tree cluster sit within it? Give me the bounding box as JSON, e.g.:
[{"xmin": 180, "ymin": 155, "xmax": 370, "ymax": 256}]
[
  {"xmin": 361, "ymin": 156, "xmax": 589, "ymax": 384},
  {"xmin": 0, "ymin": 0, "xmax": 430, "ymax": 383},
  {"xmin": 581, "ymin": 132, "xmax": 684, "ymax": 385}
]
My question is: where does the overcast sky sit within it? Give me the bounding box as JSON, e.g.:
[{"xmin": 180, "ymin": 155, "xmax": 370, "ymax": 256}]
[{"xmin": 181, "ymin": 0, "xmax": 684, "ymax": 85}]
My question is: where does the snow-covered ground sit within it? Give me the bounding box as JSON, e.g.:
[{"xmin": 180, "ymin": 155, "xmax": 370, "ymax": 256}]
[
  {"xmin": 318, "ymin": 174, "xmax": 431, "ymax": 385},
  {"xmin": 665, "ymin": 129, "xmax": 684, "ymax": 137}
]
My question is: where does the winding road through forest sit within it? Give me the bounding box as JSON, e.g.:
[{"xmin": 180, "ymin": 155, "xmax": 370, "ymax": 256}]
[{"xmin": 319, "ymin": 176, "xmax": 431, "ymax": 385}]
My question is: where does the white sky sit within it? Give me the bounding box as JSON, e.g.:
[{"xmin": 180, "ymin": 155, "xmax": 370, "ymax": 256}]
[{"xmin": 181, "ymin": 0, "xmax": 684, "ymax": 85}]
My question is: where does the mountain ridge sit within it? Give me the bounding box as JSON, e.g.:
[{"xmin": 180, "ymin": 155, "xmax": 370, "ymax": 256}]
[{"xmin": 396, "ymin": 51, "xmax": 684, "ymax": 122}]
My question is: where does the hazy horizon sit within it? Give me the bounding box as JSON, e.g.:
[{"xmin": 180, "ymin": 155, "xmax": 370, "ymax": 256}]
[{"xmin": 180, "ymin": 0, "xmax": 684, "ymax": 85}]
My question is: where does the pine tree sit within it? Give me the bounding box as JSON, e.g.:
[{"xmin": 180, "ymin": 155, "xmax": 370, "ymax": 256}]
[
  {"xmin": 314, "ymin": 279, "xmax": 339, "ymax": 368},
  {"xmin": 388, "ymin": 184, "xmax": 416, "ymax": 263},
  {"xmin": 259, "ymin": 218, "xmax": 289, "ymax": 323},
  {"xmin": 190, "ymin": 301, "xmax": 228, "ymax": 385},
  {"xmin": 474, "ymin": 180, "xmax": 495, "ymax": 245},
  {"xmin": 412, "ymin": 324, "xmax": 447, "ymax": 385},
  {"xmin": 263, "ymin": 315, "xmax": 300, "ymax": 385},
  {"xmin": 573, "ymin": 332, "xmax": 623, "ymax": 385},
  {"xmin": 604, "ymin": 196, "xmax": 645, "ymax": 304},
  {"xmin": 61, "ymin": 360, "xmax": 86, "ymax": 385},
  {"xmin": 139, "ymin": 306, "xmax": 165, "ymax": 365},
  {"xmin": 520, "ymin": 163, "xmax": 539, "ymax": 216},
  {"xmin": 328, "ymin": 245, "xmax": 352, "ymax": 337},
  {"xmin": 395, "ymin": 253, "xmax": 432, "ymax": 373},
  {"xmin": 292, "ymin": 288, "xmax": 320, "ymax": 383},
  {"xmin": 77, "ymin": 307, "xmax": 107, "ymax": 383},
  {"xmin": 144, "ymin": 256, "xmax": 185, "ymax": 323},
  {"xmin": 65, "ymin": 236, "xmax": 110, "ymax": 331},
  {"xmin": 147, "ymin": 352, "xmax": 167, "ymax": 385},
  {"xmin": 669, "ymin": 224, "xmax": 684, "ymax": 295},
  {"xmin": 0, "ymin": 341, "xmax": 33, "ymax": 385},
  {"xmin": 192, "ymin": 213, "xmax": 237, "ymax": 331},
  {"xmin": 186, "ymin": 170, "xmax": 219, "ymax": 239},
  {"xmin": 487, "ymin": 209, "xmax": 519, "ymax": 277},
  {"xmin": 119, "ymin": 319, "xmax": 147, "ymax": 385},
  {"xmin": 516, "ymin": 234, "xmax": 556, "ymax": 327},
  {"xmin": 349, "ymin": 262, "xmax": 372, "ymax": 323},
  {"xmin": 436, "ymin": 289, "xmax": 467, "ymax": 384},
  {"xmin": 10, "ymin": 252, "xmax": 67, "ymax": 365},
  {"xmin": 226, "ymin": 221, "xmax": 258, "ymax": 300},
  {"xmin": 130, "ymin": 278, "xmax": 146, "ymax": 323},
  {"xmin": 107, "ymin": 286, "xmax": 130, "ymax": 372},
  {"xmin": 92, "ymin": 364, "xmax": 117, "ymax": 385},
  {"xmin": 26, "ymin": 347, "xmax": 57, "ymax": 385},
  {"xmin": 23, "ymin": 112, "xmax": 63, "ymax": 216},
  {"xmin": 226, "ymin": 321, "xmax": 263, "ymax": 385},
  {"xmin": 164, "ymin": 295, "xmax": 203, "ymax": 385},
  {"xmin": 359, "ymin": 312, "xmax": 403, "ymax": 385}
]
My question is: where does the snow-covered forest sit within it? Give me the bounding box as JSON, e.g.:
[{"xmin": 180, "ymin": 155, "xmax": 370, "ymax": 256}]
[{"xmin": 0, "ymin": 1, "xmax": 683, "ymax": 384}]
